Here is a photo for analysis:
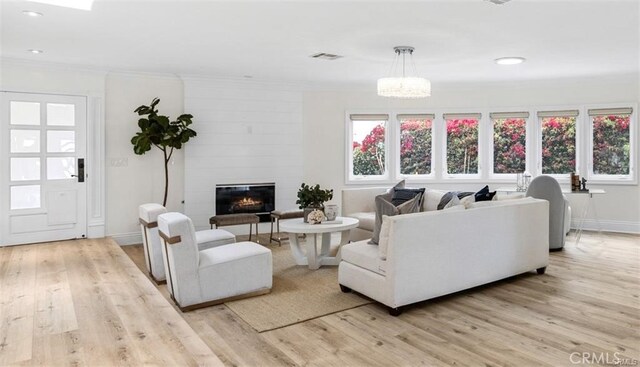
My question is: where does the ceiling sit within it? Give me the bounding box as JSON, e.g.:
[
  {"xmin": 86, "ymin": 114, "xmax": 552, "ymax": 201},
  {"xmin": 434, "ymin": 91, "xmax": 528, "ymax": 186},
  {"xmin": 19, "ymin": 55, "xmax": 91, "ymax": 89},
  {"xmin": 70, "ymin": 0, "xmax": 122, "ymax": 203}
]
[{"xmin": 1, "ymin": 0, "xmax": 638, "ymax": 87}]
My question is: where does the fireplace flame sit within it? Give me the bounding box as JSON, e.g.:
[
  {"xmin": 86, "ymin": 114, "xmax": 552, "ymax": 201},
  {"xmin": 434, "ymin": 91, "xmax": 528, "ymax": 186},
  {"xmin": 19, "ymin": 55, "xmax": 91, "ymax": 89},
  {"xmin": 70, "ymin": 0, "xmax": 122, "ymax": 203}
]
[{"xmin": 232, "ymin": 197, "xmax": 263, "ymax": 210}]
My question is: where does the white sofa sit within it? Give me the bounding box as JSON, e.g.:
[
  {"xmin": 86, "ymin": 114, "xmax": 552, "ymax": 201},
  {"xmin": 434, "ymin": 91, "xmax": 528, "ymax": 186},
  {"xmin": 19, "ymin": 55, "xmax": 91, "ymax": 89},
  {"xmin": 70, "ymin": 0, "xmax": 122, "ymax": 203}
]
[
  {"xmin": 342, "ymin": 187, "xmax": 570, "ymax": 242},
  {"xmin": 338, "ymin": 197, "xmax": 550, "ymax": 315}
]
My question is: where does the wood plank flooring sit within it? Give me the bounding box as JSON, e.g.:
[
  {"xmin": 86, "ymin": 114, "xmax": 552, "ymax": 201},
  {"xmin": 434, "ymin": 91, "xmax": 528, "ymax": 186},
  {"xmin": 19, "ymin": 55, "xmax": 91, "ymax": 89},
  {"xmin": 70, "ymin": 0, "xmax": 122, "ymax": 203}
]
[{"xmin": 1, "ymin": 231, "xmax": 639, "ymax": 366}]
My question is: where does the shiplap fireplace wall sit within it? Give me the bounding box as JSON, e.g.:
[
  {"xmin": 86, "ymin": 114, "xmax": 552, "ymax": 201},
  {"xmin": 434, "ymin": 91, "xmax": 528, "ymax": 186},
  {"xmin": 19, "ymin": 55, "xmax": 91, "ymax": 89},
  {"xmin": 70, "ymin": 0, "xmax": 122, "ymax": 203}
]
[{"xmin": 183, "ymin": 77, "xmax": 304, "ymax": 233}]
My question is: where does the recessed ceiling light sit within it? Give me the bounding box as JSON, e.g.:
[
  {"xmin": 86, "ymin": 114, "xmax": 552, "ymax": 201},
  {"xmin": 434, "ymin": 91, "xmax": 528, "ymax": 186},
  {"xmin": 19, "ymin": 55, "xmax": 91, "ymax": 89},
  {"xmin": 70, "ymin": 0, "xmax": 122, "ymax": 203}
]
[
  {"xmin": 22, "ymin": 10, "xmax": 44, "ymax": 17},
  {"xmin": 27, "ymin": 49, "xmax": 44, "ymax": 54},
  {"xmin": 495, "ymin": 57, "xmax": 526, "ymax": 65},
  {"xmin": 30, "ymin": 0, "xmax": 93, "ymax": 11}
]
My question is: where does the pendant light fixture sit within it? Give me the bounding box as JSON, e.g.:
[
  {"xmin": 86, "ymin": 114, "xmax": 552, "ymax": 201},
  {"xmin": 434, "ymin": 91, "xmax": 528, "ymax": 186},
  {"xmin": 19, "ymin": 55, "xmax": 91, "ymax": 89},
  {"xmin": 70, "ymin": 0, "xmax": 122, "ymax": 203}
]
[{"xmin": 377, "ymin": 46, "xmax": 431, "ymax": 98}]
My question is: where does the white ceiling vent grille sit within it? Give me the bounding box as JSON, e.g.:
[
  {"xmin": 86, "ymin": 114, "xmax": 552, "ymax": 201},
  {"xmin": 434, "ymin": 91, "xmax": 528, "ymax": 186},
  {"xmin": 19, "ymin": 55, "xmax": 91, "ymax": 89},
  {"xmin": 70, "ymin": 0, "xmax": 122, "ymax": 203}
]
[{"xmin": 310, "ymin": 53, "xmax": 343, "ymax": 60}]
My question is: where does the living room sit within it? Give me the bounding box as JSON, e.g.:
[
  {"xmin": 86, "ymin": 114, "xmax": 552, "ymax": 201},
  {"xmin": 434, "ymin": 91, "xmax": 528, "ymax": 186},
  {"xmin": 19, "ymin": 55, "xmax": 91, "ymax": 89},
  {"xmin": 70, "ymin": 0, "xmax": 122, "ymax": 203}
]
[{"xmin": 1, "ymin": 0, "xmax": 638, "ymax": 366}]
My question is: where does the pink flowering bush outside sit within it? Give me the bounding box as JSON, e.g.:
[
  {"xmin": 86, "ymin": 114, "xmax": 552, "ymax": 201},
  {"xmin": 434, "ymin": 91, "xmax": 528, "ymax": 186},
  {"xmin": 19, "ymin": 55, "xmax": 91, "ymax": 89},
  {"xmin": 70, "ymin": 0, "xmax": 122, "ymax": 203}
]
[
  {"xmin": 400, "ymin": 118, "xmax": 432, "ymax": 175},
  {"xmin": 593, "ymin": 115, "xmax": 630, "ymax": 175},
  {"xmin": 541, "ymin": 117, "xmax": 576, "ymax": 174},
  {"xmin": 493, "ymin": 118, "xmax": 526, "ymax": 174},
  {"xmin": 446, "ymin": 119, "xmax": 479, "ymax": 174},
  {"xmin": 352, "ymin": 124, "xmax": 385, "ymax": 175}
]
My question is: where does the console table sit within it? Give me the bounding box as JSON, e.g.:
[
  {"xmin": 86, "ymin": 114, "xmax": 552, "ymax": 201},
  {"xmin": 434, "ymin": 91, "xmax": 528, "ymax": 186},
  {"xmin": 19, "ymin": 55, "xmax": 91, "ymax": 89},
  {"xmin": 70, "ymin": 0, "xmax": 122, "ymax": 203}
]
[{"xmin": 279, "ymin": 217, "xmax": 359, "ymax": 269}]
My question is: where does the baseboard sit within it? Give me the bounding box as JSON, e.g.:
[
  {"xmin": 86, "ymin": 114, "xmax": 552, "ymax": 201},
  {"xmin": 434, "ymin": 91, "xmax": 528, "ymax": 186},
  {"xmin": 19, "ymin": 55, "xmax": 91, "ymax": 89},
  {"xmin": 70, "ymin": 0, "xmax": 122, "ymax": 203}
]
[
  {"xmin": 110, "ymin": 232, "xmax": 142, "ymax": 246},
  {"xmin": 570, "ymin": 219, "xmax": 640, "ymax": 234}
]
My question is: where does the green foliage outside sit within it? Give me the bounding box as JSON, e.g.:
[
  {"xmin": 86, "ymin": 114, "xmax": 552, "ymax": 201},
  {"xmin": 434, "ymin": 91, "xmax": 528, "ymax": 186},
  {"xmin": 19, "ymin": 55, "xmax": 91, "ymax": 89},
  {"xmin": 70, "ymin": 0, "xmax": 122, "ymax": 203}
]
[
  {"xmin": 593, "ymin": 115, "xmax": 630, "ymax": 175},
  {"xmin": 493, "ymin": 118, "xmax": 526, "ymax": 174},
  {"xmin": 352, "ymin": 124, "xmax": 385, "ymax": 175},
  {"xmin": 446, "ymin": 119, "xmax": 478, "ymax": 174},
  {"xmin": 400, "ymin": 119, "xmax": 432, "ymax": 175},
  {"xmin": 541, "ymin": 117, "xmax": 576, "ymax": 174}
]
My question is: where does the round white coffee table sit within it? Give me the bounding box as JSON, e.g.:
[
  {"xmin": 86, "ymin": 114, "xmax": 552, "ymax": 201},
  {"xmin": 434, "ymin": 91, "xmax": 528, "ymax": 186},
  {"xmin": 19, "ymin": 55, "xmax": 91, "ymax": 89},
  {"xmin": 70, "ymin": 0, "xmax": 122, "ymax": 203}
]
[{"xmin": 279, "ymin": 216, "xmax": 359, "ymax": 270}]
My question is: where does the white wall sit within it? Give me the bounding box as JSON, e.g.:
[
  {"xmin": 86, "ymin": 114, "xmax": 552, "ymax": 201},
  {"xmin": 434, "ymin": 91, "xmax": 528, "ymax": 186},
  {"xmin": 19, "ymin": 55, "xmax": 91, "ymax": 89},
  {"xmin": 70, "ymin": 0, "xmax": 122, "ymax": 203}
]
[
  {"xmin": 183, "ymin": 78, "xmax": 303, "ymax": 233},
  {"xmin": 303, "ymin": 75, "xmax": 640, "ymax": 233},
  {"xmin": 105, "ymin": 73, "xmax": 185, "ymax": 243}
]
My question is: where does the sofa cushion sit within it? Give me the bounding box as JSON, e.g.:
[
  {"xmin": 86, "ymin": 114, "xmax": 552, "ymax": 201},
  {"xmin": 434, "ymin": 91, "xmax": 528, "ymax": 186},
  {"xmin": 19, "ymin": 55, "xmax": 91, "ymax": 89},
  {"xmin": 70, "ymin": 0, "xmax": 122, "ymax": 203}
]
[
  {"xmin": 437, "ymin": 191, "xmax": 473, "ymax": 210},
  {"xmin": 349, "ymin": 212, "xmax": 375, "ymax": 232},
  {"xmin": 391, "ymin": 187, "xmax": 425, "ymax": 207},
  {"xmin": 474, "ymin": 185, "xmax": 497, "ymax": 202},
  {"xmin": 342, "ymin": 240, "xmax": 386, "ymax": 275},
  {"xmin": 370, "ymin": 194, "xmax": 421, "ymax": 245},
  {"xmin": 423, "ymin": 189, "xmax": 448, "ymax": 211}
]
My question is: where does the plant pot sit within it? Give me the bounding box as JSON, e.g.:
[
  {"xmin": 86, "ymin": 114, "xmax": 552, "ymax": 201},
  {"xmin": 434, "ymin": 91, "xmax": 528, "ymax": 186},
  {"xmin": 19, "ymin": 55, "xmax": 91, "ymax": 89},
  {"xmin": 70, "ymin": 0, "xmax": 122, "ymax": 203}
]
[{"xmin": 303, "ymin": 204, "xmax": 324, "ymax": 223}]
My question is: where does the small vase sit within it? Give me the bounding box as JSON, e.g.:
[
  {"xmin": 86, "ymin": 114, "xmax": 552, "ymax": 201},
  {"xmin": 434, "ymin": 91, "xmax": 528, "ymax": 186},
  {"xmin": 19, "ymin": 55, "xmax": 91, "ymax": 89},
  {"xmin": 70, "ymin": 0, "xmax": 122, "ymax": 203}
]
[
  {"xmin": 303, "ymin": 204, "xmax": 324, "ymax": 223},
  {"xmin": 324, "ymin": 204, "xmax": 338, "ymax": 221}
]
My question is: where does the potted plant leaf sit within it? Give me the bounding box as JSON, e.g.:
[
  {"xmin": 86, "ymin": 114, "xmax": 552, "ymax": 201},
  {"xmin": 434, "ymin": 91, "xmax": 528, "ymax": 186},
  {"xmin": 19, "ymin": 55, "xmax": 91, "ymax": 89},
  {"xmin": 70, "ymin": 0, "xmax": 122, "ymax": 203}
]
[
  {"xmin": 131, "ymin": 98, "xmax": 197, "ymax": 206},
  {"xmin": 296, "ymin": 183, "xmax": 334, "ymax": 223}
]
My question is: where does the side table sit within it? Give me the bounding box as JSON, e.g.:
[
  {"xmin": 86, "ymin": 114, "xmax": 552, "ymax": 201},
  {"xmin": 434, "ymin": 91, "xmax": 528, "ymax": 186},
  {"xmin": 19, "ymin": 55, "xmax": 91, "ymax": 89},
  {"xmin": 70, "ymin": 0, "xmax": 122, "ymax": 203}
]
[{"xmin": 209, "ymin": 214, "xmax": 260, "ymax": 242}]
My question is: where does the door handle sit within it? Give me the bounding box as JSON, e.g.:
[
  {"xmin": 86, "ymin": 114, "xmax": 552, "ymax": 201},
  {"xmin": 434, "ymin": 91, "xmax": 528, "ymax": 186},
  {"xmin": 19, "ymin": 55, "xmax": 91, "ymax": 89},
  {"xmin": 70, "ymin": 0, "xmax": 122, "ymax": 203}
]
[{"xmin": 76, "ymin": 158, "xmax": 85, "ymax": 183}]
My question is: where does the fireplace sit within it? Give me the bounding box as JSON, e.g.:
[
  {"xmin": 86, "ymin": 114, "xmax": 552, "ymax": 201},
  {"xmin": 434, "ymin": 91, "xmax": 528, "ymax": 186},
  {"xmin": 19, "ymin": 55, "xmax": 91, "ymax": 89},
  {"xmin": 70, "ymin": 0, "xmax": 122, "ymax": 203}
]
[{"xmin": 215, "ymin": 183, "xmax": 275, "ymax": 222}]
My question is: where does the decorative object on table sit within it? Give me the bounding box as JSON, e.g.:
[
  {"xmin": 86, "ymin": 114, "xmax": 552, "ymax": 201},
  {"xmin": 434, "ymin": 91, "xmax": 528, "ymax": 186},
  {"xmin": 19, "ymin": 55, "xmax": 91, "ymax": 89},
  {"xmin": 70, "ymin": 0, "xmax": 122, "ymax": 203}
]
[
  {"xmin": 523, "ymin": 171, "xmax": 532, "ymax": 191},
  {"xmin": 296, "ymin": 183, "xmax": 334, "ymax": 223},
  {"xmin": 307, "ymin": 209, "xmax": 325, "ymax": 224},
  {"xmin": 324, "ymin": 204, "xmax": 338, "ymax": 221},
  {"xmin": 131, "ymin": 98, "xmax": 197, "ymax": 206},
  {"xmin": 580, "ymin": 177, "xmax": 589, "ymax": 192},
  {"xmin": 571, "ymin": 172, "xmax": 580, "ymax": 192},
  {"xmin": 516, "ymin": 172, "xmax": 525, "ymax": 192}
]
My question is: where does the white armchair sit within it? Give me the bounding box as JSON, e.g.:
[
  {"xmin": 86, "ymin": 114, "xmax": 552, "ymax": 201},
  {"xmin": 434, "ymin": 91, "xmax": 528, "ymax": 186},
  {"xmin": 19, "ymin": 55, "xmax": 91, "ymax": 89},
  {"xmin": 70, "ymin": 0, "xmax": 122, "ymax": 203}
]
[
  {"xmin": 526, "ymin": 176, "xmax": 568, "ymax": 250},
  {"xmin": 139, "ymin": 203, "xmax": 236, "ymax": 283},
  {"xmin": 157, "ymin": 212, "xmax": 272, "ymax": 311}
]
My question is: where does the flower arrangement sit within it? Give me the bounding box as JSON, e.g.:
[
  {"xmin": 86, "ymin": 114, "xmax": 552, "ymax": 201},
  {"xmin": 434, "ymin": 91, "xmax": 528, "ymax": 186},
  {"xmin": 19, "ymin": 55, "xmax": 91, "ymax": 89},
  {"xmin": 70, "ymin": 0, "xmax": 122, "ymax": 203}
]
[{"xmin": 307, "ymin": 209, "xmax": 325, "ymax": 224}]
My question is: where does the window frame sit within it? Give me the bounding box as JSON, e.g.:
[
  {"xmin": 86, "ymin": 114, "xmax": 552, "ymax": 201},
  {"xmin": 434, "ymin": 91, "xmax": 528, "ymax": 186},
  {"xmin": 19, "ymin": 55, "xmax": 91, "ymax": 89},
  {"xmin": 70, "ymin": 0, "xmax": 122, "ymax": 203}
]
[
  {"xmin": 585, "ymin": 104, "xmax": 637, "ymax": 184},
  {"xmin": 535, "ymin": 107, "xmax": 582, "ymax": 183},
  {"xmin": 345, "ymin": 111, "xmax": 392, "ymax": 184}
]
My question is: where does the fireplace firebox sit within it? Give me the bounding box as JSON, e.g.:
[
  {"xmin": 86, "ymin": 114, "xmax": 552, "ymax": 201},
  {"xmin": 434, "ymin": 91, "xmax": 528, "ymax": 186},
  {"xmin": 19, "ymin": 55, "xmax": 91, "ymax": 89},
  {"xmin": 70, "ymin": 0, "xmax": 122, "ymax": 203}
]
[{"xmin": 215, "ymin": 183, "xmax": 275, "ymax": 222}]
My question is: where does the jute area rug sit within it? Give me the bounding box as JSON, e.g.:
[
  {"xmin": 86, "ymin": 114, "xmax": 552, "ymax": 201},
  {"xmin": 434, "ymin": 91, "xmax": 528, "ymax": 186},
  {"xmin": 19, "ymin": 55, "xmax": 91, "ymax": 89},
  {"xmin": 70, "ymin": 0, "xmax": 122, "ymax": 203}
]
[{"xmin": 225, "ymin": 242, "xmax": 372, "ymax": 333}]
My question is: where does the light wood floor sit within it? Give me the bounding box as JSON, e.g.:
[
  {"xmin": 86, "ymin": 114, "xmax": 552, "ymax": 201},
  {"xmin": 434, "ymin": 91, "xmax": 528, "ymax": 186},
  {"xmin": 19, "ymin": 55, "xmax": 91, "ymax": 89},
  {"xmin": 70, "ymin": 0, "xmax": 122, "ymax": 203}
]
[{"xmin": 1, "ymin": 231, "xmax": 639, "ymax": 366}]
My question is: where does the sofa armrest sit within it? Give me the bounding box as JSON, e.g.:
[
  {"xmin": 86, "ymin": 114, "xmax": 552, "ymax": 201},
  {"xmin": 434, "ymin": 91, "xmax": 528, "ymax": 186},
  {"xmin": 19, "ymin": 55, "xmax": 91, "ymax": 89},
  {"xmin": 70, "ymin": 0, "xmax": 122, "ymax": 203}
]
[{"xmin": 342, "ymin": 187, "xmax": 388, "ymax": 216}]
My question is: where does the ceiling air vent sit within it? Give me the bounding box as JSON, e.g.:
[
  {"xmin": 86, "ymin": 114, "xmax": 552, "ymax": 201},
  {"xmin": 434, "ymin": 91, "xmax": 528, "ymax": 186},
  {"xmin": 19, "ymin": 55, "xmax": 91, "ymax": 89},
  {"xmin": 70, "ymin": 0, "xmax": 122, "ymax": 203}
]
[
  {"xmin": 485, "ymin": 0, "xmax": 511, "ymax": 4},
  {"xmin": 310, "ymin": 53, "xmax": 343, "ymax": 60}
]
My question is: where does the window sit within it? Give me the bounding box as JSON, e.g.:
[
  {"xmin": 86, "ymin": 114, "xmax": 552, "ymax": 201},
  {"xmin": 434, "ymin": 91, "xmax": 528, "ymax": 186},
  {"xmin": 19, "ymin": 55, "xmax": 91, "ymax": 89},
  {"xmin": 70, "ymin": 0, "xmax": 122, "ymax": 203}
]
[
  {"xmin": 398, "ymin": 114, "xmax": 434, "ymax": 176},
  {"xmin": 589, "ymin": 108, "xmax": 633, "ymax": 178},
  {"xmin": 539, "ymin": 110, "xmax": 578, "ymax": 175},
  {"xmin": 445, "ymin": 113, "xmax": 480, "ymax": 175},
  {"xmin": 491, "ymin": 112, "xmax": 528, "ymax": 175},
  {"xmin": 348, "ymin": 114, "xmax": 389, "ymax": 180}
]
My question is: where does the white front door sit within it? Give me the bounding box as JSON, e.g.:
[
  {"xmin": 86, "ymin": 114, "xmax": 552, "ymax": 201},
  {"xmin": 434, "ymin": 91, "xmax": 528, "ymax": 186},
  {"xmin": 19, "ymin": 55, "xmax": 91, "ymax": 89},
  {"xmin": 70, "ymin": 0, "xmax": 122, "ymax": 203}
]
[{"xmin": 1, "ymin": 92, "xmax": 87, "ymax": 246}]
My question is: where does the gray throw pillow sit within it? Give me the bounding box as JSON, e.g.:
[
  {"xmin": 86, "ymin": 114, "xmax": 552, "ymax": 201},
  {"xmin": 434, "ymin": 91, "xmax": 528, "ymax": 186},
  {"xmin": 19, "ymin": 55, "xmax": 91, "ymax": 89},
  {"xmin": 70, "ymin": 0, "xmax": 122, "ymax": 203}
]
[{"xmin": 369, "ymin": 193, "xmax": 421, "ymax": 245}]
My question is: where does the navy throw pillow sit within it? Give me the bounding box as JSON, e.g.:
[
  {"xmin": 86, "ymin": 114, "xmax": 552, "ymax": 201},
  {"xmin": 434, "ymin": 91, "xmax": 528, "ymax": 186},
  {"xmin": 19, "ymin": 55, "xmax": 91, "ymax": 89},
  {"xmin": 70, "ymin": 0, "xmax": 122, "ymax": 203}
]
[
  {"xmin": 391, "ymin": 188, "xmax": 426, "ymax": 207},
  {"xmin": 474, "ymin": 185, "xmax": 496, "ymax": 202}
]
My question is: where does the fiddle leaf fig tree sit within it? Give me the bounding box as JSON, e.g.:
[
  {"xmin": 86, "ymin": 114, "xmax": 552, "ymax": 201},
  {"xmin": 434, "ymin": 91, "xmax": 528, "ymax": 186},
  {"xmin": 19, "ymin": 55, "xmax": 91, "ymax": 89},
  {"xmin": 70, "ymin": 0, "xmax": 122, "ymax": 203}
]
[{"xmin": 131, "ymin": 98, "xmax": 197, "ymax": 206}]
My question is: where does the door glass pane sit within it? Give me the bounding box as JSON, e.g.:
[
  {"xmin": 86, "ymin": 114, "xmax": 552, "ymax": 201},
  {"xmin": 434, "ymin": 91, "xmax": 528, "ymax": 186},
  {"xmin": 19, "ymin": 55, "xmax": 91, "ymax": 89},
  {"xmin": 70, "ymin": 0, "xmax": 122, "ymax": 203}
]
[
  {"xmin": 10, "ymin": 158, "xmax": 41, "ymax": 181},
  {"xmin": 11, "ymin": 129, "xmax": 40, "ymax": 153},
  {"xmin": 10, "ymin": 185, "xmax": 41, "ymax": 210},
  {"xmin": 47, "ymin": 103, "xmax": 75, "ymax": 126},
  {"xmin": 47, "ymin": 157, "xmax": 76, "ymax": 180},
  {"xmin": 47, "ymin": 131, "xmax": 75, "ymax": 152},
  {"xmin": 10, "ymin": 101, "xmax": 40, "ymax": 125}
]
